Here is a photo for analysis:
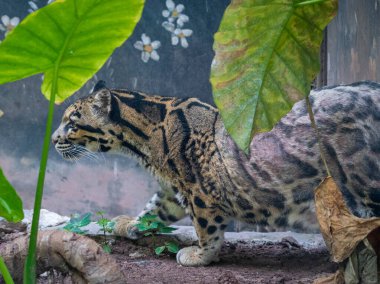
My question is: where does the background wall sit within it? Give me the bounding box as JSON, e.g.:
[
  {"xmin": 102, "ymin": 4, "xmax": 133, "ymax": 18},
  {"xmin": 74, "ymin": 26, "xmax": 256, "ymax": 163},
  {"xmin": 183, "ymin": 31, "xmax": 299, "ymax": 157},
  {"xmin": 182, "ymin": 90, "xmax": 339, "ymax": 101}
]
[
  {"xmin": 326, "ymin": 0, "xmax": 380, "ymax": 84},
  {"xmin": 0, "ymin": 0, "xmax": 379, "ymax": 230}
]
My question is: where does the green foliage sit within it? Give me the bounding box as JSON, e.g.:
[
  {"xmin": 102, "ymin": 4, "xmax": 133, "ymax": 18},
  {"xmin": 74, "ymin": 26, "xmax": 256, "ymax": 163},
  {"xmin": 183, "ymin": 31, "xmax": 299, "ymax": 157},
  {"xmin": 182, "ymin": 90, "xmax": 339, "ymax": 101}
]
[
  {"xmin": 154, "ymin": 245, "xmax": 166, "ymax": 255},
  {"xmin": 63, "ymin": 211, "xmax": 115, "ymax": 253},
  {"xmin": 96, "ymin": 211, "xmax": 115, "ymax": 253},
  {"xmin": 0, "ymin": 0, "xmax": 145, "ymax": 103},
  {"xmin": 63, "ymin": 212, "xmax": 92, "ymax": 235},
  {"xmin": 96, "ymin": 211, "xmax": 115, "ymax": 234},
  {"xmin": 0, "ymin": 256, "xmax": 14, "ymax": 284},
  {"xmin": 135, "ymin": 213, "xmax": 179, "ymax": 255},
  {"xmin": 211, "ymin": 0, "xmax": 338, "ymax": 152},
  {"xmin": 102, "ymin": 243, "xmax": 112, "ymax": 254},
  {"xmin": 0, "ymin": 168, "xmax": 24, "ymax": 223},
  {"xmin": 155, "ymin": 242, "xmax": 179, "ymax": 255},
  {"xmin": 135, "ymin": 213, "xmax": 177, "ymax": 235}
]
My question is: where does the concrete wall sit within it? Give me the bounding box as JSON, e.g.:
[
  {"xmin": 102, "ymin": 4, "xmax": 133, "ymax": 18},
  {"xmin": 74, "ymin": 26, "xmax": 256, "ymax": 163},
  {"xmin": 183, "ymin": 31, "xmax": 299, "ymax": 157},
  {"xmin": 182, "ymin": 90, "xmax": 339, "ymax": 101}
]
[{"xmin": 327, "ymin": 0, "xmax": 380, "ymax": 84}]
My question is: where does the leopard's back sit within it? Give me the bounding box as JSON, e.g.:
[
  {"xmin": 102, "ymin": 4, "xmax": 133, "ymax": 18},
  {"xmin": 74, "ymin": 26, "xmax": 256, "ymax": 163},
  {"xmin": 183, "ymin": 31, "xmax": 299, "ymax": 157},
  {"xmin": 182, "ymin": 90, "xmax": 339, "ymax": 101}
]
[{"xmin": 215, "ymin": 81, "xmax": 380, "ymax": 232}]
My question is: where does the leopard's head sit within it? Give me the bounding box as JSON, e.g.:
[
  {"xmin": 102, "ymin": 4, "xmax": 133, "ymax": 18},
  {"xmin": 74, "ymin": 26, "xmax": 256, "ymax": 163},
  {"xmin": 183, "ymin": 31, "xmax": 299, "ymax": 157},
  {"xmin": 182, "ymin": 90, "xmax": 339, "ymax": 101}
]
[{"xmin": 52, "ymin": 81, "xmax": 121, "ymax": 161}]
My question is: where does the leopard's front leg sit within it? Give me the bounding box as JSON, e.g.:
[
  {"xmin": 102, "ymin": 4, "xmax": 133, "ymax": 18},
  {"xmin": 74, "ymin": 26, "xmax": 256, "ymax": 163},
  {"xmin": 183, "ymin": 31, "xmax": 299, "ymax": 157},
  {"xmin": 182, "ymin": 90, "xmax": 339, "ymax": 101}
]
[
  {"xmin": 113, "ymin": 182, "xmax": 186, "ymax": 239},
  {"xmin": 176, "ymin": 195, "xmax": 229, "ymax": 266}
]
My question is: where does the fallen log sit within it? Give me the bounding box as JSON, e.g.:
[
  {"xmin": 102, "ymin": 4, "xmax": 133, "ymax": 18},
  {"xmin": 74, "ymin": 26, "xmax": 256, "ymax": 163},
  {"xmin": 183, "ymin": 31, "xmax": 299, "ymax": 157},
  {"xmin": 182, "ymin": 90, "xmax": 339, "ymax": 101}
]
[{"xmin": 0, "ymin": 229, "xmax": 125, "ymax": 283}]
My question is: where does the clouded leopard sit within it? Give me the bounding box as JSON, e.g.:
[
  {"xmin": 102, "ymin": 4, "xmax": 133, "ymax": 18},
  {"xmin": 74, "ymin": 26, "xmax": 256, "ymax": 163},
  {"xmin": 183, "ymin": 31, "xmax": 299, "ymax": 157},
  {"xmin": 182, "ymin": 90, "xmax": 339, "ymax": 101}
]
[{"xmin": 52, "ymin": 80, "xmax": 380, "ymax": 266}]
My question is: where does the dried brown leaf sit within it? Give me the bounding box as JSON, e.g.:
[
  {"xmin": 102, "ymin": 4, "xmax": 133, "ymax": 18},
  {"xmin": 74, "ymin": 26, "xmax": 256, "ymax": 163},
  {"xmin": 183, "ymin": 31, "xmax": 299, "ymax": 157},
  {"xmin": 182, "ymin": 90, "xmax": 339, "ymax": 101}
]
[{"xmin": 314, "ymin": 177, "xmax": 380, "ymax": 262}]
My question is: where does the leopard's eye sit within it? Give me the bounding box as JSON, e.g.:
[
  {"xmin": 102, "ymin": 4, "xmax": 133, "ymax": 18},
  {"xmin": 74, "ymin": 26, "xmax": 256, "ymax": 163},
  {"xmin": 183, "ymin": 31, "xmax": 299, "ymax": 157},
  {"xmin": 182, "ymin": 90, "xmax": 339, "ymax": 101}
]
[{"xmin": 67, "ymin": 121, "xmax": 77, "ymax": 132}]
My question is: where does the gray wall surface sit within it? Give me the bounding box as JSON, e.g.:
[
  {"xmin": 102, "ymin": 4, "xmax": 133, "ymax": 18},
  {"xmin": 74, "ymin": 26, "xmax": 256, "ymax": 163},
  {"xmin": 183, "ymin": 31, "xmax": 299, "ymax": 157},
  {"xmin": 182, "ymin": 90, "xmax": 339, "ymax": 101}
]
[{"xmin": 0, "ymin": 0, "xmax": 229, "ymax": 219}]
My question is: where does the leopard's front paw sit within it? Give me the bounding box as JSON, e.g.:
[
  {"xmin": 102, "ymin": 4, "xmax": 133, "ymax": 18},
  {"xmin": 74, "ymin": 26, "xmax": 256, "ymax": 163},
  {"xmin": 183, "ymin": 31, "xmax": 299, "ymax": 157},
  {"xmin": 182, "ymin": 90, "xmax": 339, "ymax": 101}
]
[
  {"xmin": 176, "ymin": 246, "xmax": 219, "ymax": 267},
  {"xmin": 112, "ymin": 215, "xmax": 141, "ymax": 240}
]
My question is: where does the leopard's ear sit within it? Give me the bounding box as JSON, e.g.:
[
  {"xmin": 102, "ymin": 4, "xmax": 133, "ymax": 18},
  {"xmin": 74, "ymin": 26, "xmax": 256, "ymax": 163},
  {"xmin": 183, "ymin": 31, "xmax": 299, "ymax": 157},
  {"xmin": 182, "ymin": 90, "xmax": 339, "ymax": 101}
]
[
  {"xmin": 93, "ymin": 88, "xmax": 111, "ymax": 114},
  {"xmin": 93, "ymin": 80, "xmax": 107, "ymax": 93}
]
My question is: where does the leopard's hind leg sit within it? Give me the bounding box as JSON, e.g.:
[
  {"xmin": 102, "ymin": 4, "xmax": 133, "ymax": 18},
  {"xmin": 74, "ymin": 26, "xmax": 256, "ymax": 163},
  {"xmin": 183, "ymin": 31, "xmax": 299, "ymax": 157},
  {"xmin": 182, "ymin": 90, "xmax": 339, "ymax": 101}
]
[{"xmin": 176, "ymin": 193, "xmax": 230, "ymax": 266}]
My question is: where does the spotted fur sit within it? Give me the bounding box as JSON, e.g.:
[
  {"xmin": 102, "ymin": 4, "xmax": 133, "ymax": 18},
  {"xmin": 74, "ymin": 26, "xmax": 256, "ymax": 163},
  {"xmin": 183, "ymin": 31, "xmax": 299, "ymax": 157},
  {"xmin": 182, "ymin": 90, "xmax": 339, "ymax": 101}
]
[{"xmin": 52, "ymin": 80, "xmax": 380, "ymax": 266}]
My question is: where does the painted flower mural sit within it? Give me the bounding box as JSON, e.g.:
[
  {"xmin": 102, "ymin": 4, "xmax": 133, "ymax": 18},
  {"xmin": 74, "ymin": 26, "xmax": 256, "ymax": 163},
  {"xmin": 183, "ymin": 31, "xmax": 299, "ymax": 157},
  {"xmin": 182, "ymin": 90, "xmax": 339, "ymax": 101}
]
[
  {"xmin": 172, "ymin": 28, "xmax": 193, "ymax": 48},
  {"xmin": 0, "ymin": 15, "xmax": 20, "ymax": 37},
  {"xmin": 161, "ymin": 1, "xmax": 193, "ymax": 49},
  {"xmin": 162, "ymin": 0, "xmax": 189, "ymax": 27},
  {"xmin": 28, "ymin": 1, "xmax": 39, "ymax": 13},
  {"xmin": 162, "ymin": 22, "xmax": 193, "ymax": 48},
  {"xmin": 134, "ymin": 33, "xmax": 161, "ymax": 63},
  {"xmin": 28, "ymin": 0, "xmax": 55, "ymax": 13}
]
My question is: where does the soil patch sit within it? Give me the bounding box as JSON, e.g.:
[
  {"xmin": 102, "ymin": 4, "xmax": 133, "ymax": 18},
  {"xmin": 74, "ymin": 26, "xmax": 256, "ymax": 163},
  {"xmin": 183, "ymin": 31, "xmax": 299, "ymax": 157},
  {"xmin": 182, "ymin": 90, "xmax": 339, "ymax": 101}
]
[
  {"xmin": 1, "ymin": 220, "xmax": 337, "ymax": 283},
  {"xmin": 103, "ymin": 238, "xmax": 336, "ymax": 284}
]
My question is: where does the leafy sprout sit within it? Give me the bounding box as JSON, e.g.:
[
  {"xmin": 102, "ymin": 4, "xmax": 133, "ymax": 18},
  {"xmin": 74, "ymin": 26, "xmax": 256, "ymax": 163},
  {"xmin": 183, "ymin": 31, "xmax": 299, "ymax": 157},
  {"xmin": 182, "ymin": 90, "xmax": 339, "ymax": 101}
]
[
  {"xmin": 63, "ymin": 212, "xmax": 92, "ymax": 235},
  {"xmin": 96, "ymin": 211, "xmax": 115, "ymax": 253},
  {"xmin": 135, "ymin": 213, "xmax": 179, "ymax": 255},
  {"xmin": 155, "ymin": 242, "xmax": 179, "ymax": 255}
]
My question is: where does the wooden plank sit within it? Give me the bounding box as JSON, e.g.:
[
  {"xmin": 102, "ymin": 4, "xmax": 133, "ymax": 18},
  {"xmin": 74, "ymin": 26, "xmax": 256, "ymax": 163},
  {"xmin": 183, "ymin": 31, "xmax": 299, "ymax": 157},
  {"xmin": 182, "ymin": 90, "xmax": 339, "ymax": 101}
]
[{"xmin": 327, "ymin": 0, "xmax": 380, "ymax": 84}]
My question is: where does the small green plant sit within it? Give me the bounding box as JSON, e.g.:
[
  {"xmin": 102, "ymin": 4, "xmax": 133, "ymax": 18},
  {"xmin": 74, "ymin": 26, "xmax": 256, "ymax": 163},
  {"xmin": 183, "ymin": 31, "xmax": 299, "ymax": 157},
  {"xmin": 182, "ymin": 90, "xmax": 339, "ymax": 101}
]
[
  {"xmin": 63, "ymin": 213, "xmax": 92, "ymax": 235},
  {"xmin": 0, "ymin": 255, "xmax": 14, "ymax": 284},
  {"xmin": 63, "ymin": 211, "xmax": 115, "ymax": 253},
  {"xmin": 96, "ymin": 211, "xmax": 115, "ymax": 253},
  {"xmin": 155, "ymin": 242, "xmax": 179, "ymax": 255},
  {"xmin": 135, "ymin": 213, "xmax": 177, "ymax": 236},
  {"xmin": 135, "ymin": 213, "xmax": 179, "ymax": 255}
]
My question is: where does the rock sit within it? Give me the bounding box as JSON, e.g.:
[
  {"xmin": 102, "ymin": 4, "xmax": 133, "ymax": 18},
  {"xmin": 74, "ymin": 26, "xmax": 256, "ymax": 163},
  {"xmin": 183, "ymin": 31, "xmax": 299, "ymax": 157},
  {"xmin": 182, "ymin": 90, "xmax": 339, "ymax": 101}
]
[
  {"xmin": 129, "ymin": 251, "xmax": 146, "ymax": 258},
  {"xmin": 22, "ymin": 209, "xmax": 69, "ymax": 230},
  {"xmin": 171, "ymin": 226, "xmax": 326, "ymax": 250},
  {"xmin": 281, "ymin": 236, "xmax": 301, "ymax": 248}
]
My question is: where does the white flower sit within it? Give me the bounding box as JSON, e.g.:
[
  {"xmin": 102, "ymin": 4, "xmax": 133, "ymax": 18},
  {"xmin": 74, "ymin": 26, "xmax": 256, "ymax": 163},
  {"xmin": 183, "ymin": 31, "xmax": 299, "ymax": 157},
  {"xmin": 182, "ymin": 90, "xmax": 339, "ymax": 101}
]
[
  {"xmin": 28, "ymin": 0, "xmax": 54, "ymax": 13},
  {"xmin": 171, "ymin": 28, "xmax": 193, "ymax": 48},
  {"xmin": 0, "ymin": 16, "xmax": 20, "ymax": 36},
  {"xmin": 28, "ymin": 1, "xmax": 39, "ymax": 13},
  {"xmin": 162, "ymin": 21, "xmax": 175, "ymax": 33},
  {"xmin": 162, "ymin": 0, "xmax": 189, "ymax": 27},
  {"xmin": 134, "ymin": 34, "xmax": 161, "ymax": 63}
]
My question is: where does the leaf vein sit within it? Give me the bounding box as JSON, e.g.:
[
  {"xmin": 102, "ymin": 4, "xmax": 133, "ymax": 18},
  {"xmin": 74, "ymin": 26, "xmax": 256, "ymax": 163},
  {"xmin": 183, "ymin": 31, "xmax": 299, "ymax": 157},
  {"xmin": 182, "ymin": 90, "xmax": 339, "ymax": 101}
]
[
  {"xmin": 283, "ymin": 26, "xmax": 316, "ymax": 64},
  {"xmin": 293, "ymin": 12, "xmax": 323, "ymax": 32},
  {"xmin": 41, "ymin": 9, "xmax": 66, "ymax": 37}
]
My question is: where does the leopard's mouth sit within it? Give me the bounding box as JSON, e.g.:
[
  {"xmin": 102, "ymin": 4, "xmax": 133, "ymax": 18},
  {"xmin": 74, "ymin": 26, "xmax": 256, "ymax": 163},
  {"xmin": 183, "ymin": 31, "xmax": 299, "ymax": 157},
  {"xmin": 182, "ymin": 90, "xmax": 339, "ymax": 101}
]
[
  {"xmin": 55, "ymin": 142, "xmax": 99, "ymax": 162},
  {"xmin": 55, "ymin": 143, "xmax": 83, "ymax": 161}
]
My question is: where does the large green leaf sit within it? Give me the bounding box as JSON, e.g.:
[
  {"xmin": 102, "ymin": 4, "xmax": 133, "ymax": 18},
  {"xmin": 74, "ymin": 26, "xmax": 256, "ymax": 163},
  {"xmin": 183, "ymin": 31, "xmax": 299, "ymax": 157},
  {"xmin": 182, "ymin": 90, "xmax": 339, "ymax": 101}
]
[
  {"xmin": 0, "ymin": 0, "xmax": 144, "ymax": 103},
  {"xmin": 211, "ymin": 0, "xmax": 338, "ymax": 152},
  {"xmin": 0, "ymin": 168, "xmax": 24, "ymax": 222}
]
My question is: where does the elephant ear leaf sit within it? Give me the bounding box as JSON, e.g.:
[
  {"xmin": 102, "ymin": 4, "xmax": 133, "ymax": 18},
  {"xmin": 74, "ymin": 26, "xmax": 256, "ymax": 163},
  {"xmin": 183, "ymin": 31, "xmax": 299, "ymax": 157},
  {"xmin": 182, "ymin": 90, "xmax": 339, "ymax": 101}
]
[
  {"xmin": 0, "ymin": 168, "xmax": 24, "ymax": 222},
  {"xmin": 0, "ymin": 0, "xmax": 144, "ymax": 103},
  {"xmin": 211, "ymin": 0, "xmax": 338, "ymax": 153}
]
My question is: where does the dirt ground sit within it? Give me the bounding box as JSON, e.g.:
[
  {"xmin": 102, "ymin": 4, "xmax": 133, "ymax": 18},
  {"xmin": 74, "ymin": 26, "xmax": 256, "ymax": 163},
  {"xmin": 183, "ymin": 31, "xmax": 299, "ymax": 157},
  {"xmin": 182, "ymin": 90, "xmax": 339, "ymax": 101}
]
[
  {"xmin": 81, "ymin": 237, "xmax": 337, "ymax": 284},
  {"xmin": 0, "ymin": 225, "xmax": 337, "ymax": 284}
]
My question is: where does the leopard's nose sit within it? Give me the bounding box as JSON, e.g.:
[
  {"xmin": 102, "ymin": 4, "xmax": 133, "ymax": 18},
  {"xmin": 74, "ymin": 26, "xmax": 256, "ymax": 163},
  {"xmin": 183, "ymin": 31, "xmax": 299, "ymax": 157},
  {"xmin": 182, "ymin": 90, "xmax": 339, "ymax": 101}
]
[{"xmin": 51, "ymin": 132, "xmax": 61, "ymax": 145}]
